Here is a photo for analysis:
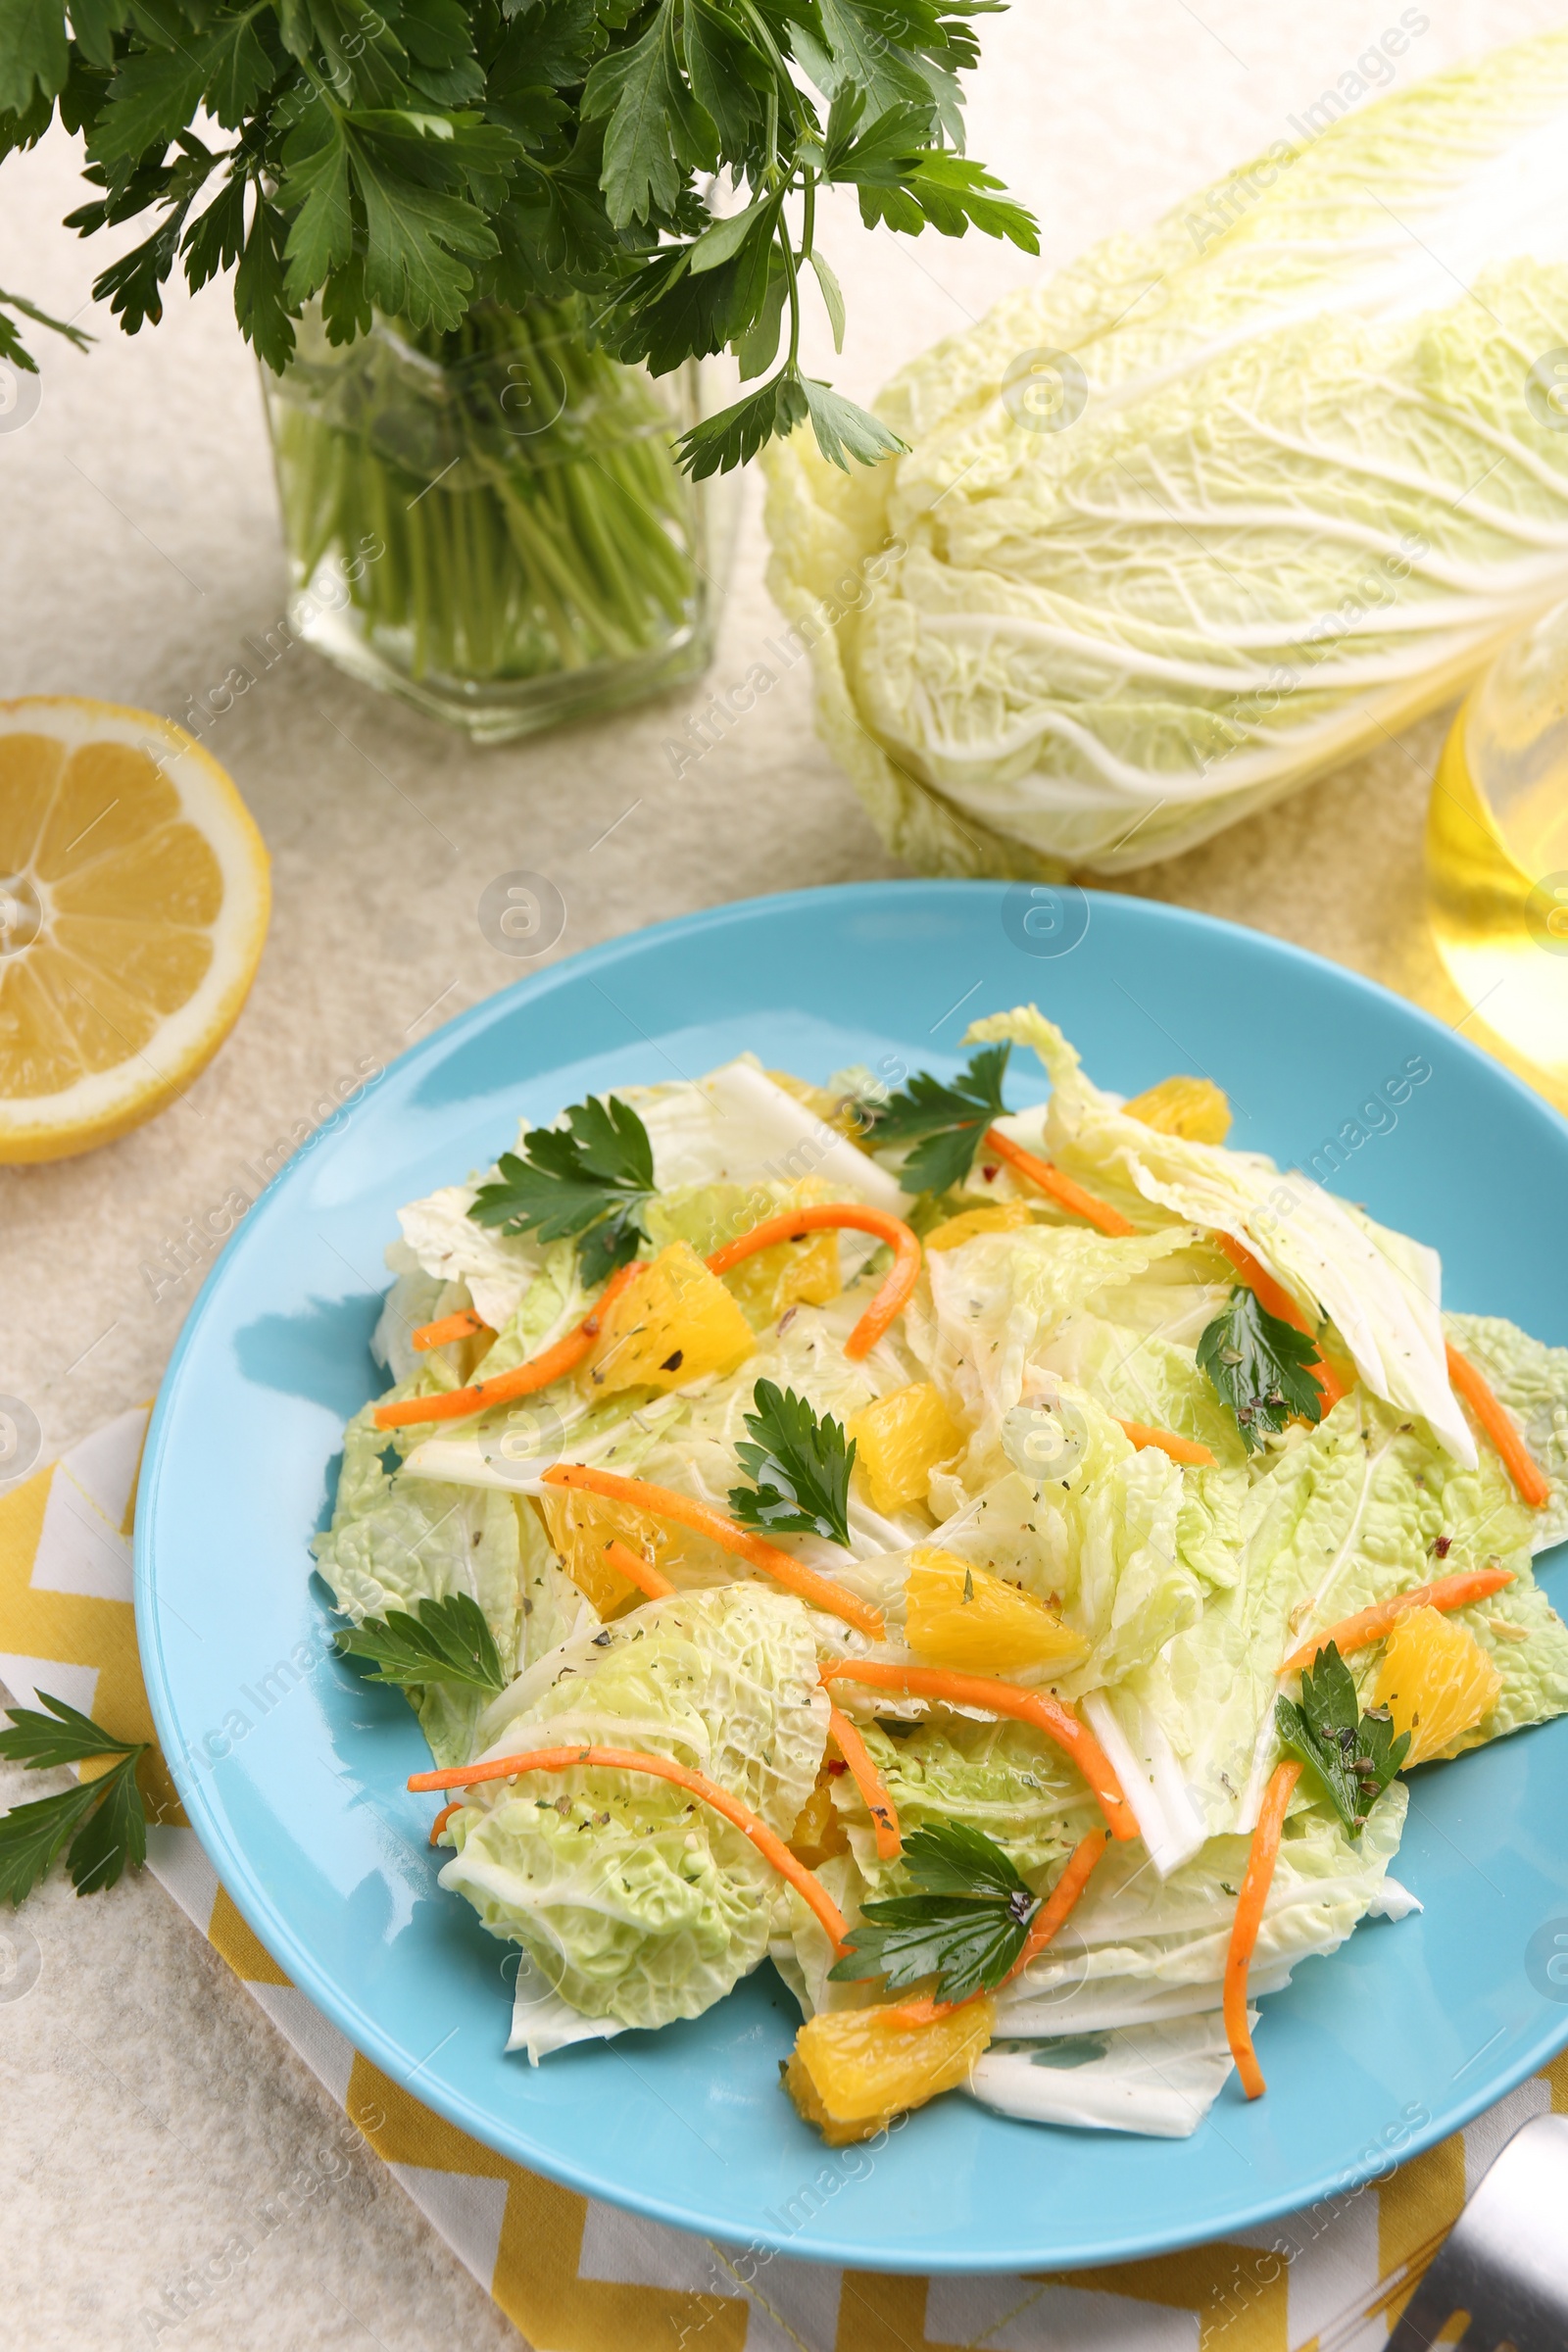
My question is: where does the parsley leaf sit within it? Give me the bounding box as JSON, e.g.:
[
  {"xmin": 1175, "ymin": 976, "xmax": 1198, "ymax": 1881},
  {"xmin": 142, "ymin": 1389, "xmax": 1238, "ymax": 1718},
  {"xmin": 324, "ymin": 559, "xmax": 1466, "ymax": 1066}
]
[
  {"xmin": 1275, "ymin": 1642, "xmax": 1408, "ymax": 1838},
  {"xmin": 828, "ymin": 1820, "xmax": 1041, "ymax": 2003},
  {"xmin": 1197, "ymin": 1285, "xmax": 1326, "ymax": 1453},
  {"xmin": 467, "ymin": 1093, "xmax": 655, "ymax": 1284},
  {"xmin": 24, "ymin": 0, "xmax": 1034, "ymax": 478},
  {"xmin": 861, "ymin": 1044, "xmax": 1012, "ymax": 1196},
  {"xmin": 0, "ymin": 1692, "xmax": 149, "ymax": 1907},
  {"xmin": 333, "ymin": 1592, "xmax": 508, "ymax": 1695},
  {"xmin": 728, "ymin": 1380, "xmax": 856, "ymax": 1548}
]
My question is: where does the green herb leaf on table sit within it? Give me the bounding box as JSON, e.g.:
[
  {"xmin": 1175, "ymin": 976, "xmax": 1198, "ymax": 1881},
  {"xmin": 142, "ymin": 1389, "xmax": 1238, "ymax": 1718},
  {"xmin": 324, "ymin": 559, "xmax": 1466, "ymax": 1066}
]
[
  {"xmin": 468, "ymin": 1093, "xmax": 656, "ymax": 1285},
  {"xmin": 1197, "ymin": 1285, "xmax": 1326, "ymax": 1453},
  {"xmin": 0, "ymin": 1693, "xmax": 149, "ymax": 1907},
  {"xmin": 728, "ymin": 1380, "xmax": 856, "ymax": 1549},
  {"xmin": 860, "ymin": 1044, "xmax": 1012, "ymax": 1197},
  {"xmin": 334, "ymin": 1592, "xmax": 508, "ymax": 1695},
  {"xmin": 828, "ymin": 1821, "xmax": 1042, "ymax": 2003},
  {"xmin": 1275, "ymin": 1642, "xmax": 1408, "ymax": 1838}
]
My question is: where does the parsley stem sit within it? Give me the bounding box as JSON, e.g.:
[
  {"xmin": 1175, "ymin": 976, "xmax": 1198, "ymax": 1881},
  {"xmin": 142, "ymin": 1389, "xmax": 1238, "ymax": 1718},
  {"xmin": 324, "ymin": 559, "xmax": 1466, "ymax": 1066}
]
[
  {"xmin": 779, "ymin": 201, "xmax": 804, "ymax": 375},
  {"xmin": 269, "ymin": 299, "xmax": 702, "ymax": 689}
]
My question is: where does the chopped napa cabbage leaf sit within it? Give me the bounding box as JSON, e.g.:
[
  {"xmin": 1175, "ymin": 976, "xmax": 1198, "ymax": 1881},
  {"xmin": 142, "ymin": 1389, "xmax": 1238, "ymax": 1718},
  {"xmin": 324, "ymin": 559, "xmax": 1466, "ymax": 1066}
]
[
  {"xmin": 619, "ymin": 1057, "xmax": 907, "ymax": 1212},
  {"xmin": 969, "ymin": 1006, "xmax": 1473, "ymax": 1464},
  {"xmin": 918, "ymin": 1402, "xmax": 1207, "ymax": 1701},
  {"xmin": 481, "ymin": 1583, "xmax": 828, "ymax": 1825},
  {"xmin": 832, "ymin": 1715, "xmax": 1102, "ymax": 1887},
  {"xmin": 970, "ymin": 2010, "xmax": 1242, "ymax": 2139},
  {"xmin": 438, "ymin": 1586, "xmax": 829, "ymax": 2030},
  {"xmin": 508, "ymin": 1946, "xmax": 627, "ymax": 2065},
  {"xmin": 1037, "ymin": 1312, "xmax": 1247, "ymax": 1470},
  {"xmin": 1446, "ymin": 1310, "xmax": 1568, "ymax": 1551},
  {"xmin": 908, "ymin": 1216, "xmax": 1203, "ymax": 1468},
  {"xmin": 1110, "ymin": 1391, "xmax": 1568, "ymax": 1847},
  {"xmin": 371, "ymin": 1252, "xmax": 447, "ymax": 1385},
  {"xmin": 995, "ymin": 1785, "xmax": 1412, "ymax": 2036},
  {"xmin": 313, "ymin": 1402, "xmax": 529, "ymax": 1765},
  {"xmin": 447, "ymin": 1761, "xmax": 780, "ymax": 2031},
  {"xmin": 762, "ymin": 33, "xmax": 1568, "ymax": 878},
  {"xmin": 396, "ymin": 1185, "xmax": 543, "ymax": 1334}
]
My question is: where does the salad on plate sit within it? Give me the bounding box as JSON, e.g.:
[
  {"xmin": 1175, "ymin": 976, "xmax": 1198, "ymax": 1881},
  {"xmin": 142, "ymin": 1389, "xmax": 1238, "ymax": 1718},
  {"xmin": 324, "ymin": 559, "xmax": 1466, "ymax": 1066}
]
[{"xmin": 314, "ymin": 1006, "xmax": 1568, "ymax": 2145}]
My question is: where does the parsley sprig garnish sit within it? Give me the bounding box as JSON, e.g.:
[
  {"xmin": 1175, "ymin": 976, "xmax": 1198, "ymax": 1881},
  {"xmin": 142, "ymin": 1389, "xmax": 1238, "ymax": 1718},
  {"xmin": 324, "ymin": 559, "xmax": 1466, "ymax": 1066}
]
[
  {"xmin": 858, "ymin": 1044, "xmax": 1013, "ymax": 1197},
  {"xmin": 334, "ymin": 1592, "xmax": 508, "ymax": 1696},
  {"xmin": 0, "ymin": 1693, "xmax": 148, "ymax": 1905},
  {"xmin": 1197, "ymin": 1286, "xmax": 1326, "ymax": 1453},
  {"xmin": 728, "ymin": 1380, "xmax": 856, "ymax": 1549},
  {"xmin": 1275, "ymin": 1642, "xmax": 1408, "ymax": 1837},
  {"xmin": 468, "ymin": 1094, "xmax": 656, "ymax": 1286},
  {"xmin": 828, "ymin": 1820, "xmax": 1043, "ymax": 2003}
]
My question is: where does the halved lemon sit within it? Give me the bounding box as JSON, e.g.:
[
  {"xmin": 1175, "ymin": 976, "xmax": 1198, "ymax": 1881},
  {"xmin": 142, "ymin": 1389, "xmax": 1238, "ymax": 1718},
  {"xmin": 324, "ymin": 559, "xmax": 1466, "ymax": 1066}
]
[{"xmin": 0, "ymin": 698, "xmax": 270, "ymax": 1162}]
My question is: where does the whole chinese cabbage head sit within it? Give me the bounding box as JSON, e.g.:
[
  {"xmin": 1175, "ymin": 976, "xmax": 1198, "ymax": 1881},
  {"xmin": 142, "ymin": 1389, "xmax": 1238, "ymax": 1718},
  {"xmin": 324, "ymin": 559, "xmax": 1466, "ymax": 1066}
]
[{"xmin": 764, "ymin": 31, "xmax": 1568, "ymax": 875}]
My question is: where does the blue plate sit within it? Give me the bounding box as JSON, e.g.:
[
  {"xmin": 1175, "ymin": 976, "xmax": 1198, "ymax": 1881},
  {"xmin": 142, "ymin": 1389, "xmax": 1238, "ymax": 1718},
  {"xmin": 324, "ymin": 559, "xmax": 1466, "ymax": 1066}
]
[{"xmin": 136, "ymin": 880, "xmax": 1568, "ymax": 2272}]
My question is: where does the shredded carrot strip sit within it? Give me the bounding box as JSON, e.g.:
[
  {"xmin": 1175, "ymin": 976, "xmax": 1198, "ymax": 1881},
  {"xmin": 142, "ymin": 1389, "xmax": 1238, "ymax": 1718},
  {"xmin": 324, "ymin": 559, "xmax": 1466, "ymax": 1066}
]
[
  {"xmin": 827, "ymin": 1704, "xmax": 902, "ymax": 1860},
  {"xmin": 706, "ymin": 1204, "xmax": 921, "ymax": 1360},
  {"xmin": 982, "ymin": 1129, "xmax": 1136, "ymax": 1239},
  {"xmin": 818, "ymin": 1660, "xmax": 1137, "ymax": 1842},
  {"xmin": 374, "ymin": 1263, "xmax": 638, "ymax": 1430},
  {"xmin": 406, "ymin": 1741, "xmax": 850, "ymax": 1954},
  {"xmin": 1446, "ymin": 1344, "xmax": 1551, "ymax": 1508},
  {"xmin": 1004, "ymin": 1827, "xmax": 1109, "ymax": 1984},
  {"xmin": 412, "ymin": 1308, "xmax": 492, "ymax": 1352},
  {"xmin": 428, "ymin": 1799, "xmax": 462, "ymax": 1846},
  {"xmin": 1213, "ymin": 1234, "xmax": 1348, "ymax": 1410},
  {"xmin": 1279, "ymin": 1565, "xmax": 1517, "ymax": 1675},
  {"xmin": 883, "ymin": 1827, "xmax": 1108, "ymax": 2027},
  {"xmin": 603, "ymin": 1538, "xmax": 676, "ymax": 1602},
  {"xmin": 1224, "ymin": 1759, "xmax": 1301, "ymax": 2099},
  {"xmin": 1117, "ymin": 1419, "xmax": 1217, "ymax": 1468},
  {"xmin": 542, "ymin": 1464, "xmax": 884, "ymax": 1639}
]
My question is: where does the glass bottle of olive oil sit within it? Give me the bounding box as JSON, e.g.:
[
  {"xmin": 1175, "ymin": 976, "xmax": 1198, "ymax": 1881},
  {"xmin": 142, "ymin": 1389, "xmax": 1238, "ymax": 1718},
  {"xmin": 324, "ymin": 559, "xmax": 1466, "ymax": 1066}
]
[{"xmin": 1427, "ymin": 600, "xmax": 1568, "ymax": 1083}]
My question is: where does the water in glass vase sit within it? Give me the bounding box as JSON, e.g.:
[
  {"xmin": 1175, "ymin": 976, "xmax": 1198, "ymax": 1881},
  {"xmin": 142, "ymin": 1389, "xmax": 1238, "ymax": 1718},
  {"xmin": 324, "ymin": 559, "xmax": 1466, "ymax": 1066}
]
[
  {"xmin": 263, "ymin": 301, "xmax": 721, "ymax": 742},
  {"xmin": 1427, "ymin": 599, "xmax": 1568, "ymax": 1084}
]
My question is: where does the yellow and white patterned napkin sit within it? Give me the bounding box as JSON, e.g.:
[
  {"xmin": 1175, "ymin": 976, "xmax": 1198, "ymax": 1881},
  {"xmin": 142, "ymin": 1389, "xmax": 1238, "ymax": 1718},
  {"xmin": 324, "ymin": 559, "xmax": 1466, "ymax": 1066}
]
[{"xmin": 3, "ymin": 1404, "xmax": 1563, "ymax": 2352}]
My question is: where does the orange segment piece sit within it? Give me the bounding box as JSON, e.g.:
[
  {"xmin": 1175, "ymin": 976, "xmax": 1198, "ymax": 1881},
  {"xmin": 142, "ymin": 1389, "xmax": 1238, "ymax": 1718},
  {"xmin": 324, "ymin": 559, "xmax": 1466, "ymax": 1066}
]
[
  {"xmin": 923, "ymin": 1200, "xmax": 1034, "ymax": 1252},
  {"xmin": 581, "ymin": 1240, "xmax": 755, "ymax": 1396},
  {"xmin": 1373, "ymin": 1604, "xmax": 1502, "ymax": 1765},
  {"xmin": 1123, "ymin": 1075, "xmax": 1233, "ymax": 1144},
  {"xmin": 904, "ymin": 1546, "xmax": 1087, "ymax": 1674},
  {"xmin": 788, "ymin": 1770, "xmax": 851, "ymax": 1867},
  {"xmin": 847, "ymin": 1382, "xmax": 961, "ymax": 1514},
  {"xmin": 537, "ymin": 1484, "xmax": 690, "ymax": 1617},
  {"xmin": 720, "ymin": 1186, "xmax": 843, "ymax": 1326},
  {"xmin": 785, "ymin": 1996, "xmax": 996, "ymax": 2144},
  {"xmin": 0, "ymin": 699, "xmax": 270, "ymax": 1161}
]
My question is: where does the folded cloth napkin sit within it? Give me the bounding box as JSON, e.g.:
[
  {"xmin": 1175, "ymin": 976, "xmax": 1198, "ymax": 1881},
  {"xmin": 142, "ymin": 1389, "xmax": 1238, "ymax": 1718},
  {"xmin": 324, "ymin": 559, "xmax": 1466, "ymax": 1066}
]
[{"xmin": 3, "ymin": 1403, "xmax": 1562, "ymax": 2351}]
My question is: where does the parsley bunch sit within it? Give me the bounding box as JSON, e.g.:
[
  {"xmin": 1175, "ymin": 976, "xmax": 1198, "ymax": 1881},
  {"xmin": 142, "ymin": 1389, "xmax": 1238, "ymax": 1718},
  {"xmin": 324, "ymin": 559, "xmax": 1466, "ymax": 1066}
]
[{"xmin": 0, "ymin": 0, "xmax": 1035, "ymax": 474}]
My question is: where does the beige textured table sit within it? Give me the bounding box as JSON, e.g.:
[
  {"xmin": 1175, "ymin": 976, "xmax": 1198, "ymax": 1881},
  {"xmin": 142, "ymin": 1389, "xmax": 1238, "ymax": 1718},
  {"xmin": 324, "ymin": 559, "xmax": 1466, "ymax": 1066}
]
[{"xmin": 3, "ymin": 3, "xmax": 1566, "ymax": 2344}]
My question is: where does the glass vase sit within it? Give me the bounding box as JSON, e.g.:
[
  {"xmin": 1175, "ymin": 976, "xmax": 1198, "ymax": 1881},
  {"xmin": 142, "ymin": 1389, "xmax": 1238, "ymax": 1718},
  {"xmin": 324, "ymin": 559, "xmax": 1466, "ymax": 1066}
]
[{"xmin": 261, "ymin": 300, "xmax": 722, "ymax": 742}]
